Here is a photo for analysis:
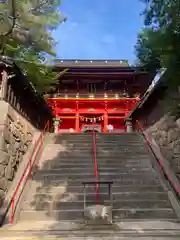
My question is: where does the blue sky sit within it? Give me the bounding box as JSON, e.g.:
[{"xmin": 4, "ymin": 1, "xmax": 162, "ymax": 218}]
[{"xmin": 53, "ymin": 0, "xmax": 145, "ymax": 63}]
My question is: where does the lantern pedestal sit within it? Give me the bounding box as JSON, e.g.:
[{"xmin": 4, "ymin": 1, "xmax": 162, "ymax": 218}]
[
  {"xmin": 53, "ymin": 118, "xmax": 60, "ymax": 134},
  {"xmin": 125, "ymin": 118, "xmax": 133, "ymax": 133}
]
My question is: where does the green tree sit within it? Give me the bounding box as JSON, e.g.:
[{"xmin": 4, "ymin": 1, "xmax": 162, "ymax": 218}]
[
  {"xmin": 135, "ymin": 0, "xmax": 180, "ymax": 116},
  {"xmin": 136, "ymin": 0, "xmax": 180, "ymax": 83},
  {"xmin": 0, "ymin": 0, "xmax": 67, "ymax": 93},
  {"xmin": 135, "ymin": 28, "xmax": 161, "ymax": 74}
]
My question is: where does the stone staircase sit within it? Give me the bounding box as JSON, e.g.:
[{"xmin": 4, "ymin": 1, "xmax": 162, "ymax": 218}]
[
  {"xmin": 96, "ymin": 133, "xmax": 178, "ymax": 221},
  {"xmin": 1, "ymin": 132, "xmax": 180, "ymax": 239}
]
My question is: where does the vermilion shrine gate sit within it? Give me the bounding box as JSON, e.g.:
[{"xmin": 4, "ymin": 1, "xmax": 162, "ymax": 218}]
[{"xmin": 47, "ymin": 60, "xmax": 153, "ymax": 133}]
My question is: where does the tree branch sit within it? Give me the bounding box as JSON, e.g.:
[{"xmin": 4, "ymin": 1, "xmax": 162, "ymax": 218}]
[
  {"xmin": 29, "ymin": 0, "xmax": 49, "ymax": 13},
  {"xmin": 4, "ymin": 0, "xmax": 16, "ymax": 36}
]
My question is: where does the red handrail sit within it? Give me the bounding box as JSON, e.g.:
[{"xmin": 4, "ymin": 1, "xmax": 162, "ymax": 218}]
[
  {"xmin": 9, "ymin": 120, "xmax": 50, "ymax": 224},
  {"xmin": 92, "ymin": 124, "xmax": 99, "ymax": 205},
  {"xmin": 136, "ymin": 120, "xmax": 180, "ymax": 196}
]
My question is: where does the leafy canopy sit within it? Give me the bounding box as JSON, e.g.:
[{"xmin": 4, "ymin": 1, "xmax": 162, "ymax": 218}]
[
  {"xmin": 135, "ymin": 0, "xmax": 180, "ymax": 115},
  {"xmin": 0, "ymin": 0, "xmax": 65, "ymax": 93},
  {"xmin": 135, "ymin": 0, "xmax": 180, "ymax": 73}
]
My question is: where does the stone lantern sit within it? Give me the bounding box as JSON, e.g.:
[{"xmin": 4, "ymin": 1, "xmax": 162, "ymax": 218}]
[
  {"xmin": 53, "ymin": 117, "xmax": 61, "ymax": 134},
  {"xmin": 125, "ymin": 117, "xmax": 133, "ymax": 133}
]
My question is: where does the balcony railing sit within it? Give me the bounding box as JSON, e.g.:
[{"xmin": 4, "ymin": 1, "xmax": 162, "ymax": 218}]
[{"xmin": 48, "ymin": 92, "xmax": 140, "ymax": 100}]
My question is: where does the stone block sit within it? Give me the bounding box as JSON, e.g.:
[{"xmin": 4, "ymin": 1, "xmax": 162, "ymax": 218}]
[
  {"xmin": 0, "ymin": 177, "xmax": 7, "ymax": 191},
  {"xmin": 168, "ymin": 128, "xmax": 180, "ymax": 142},
  {"xmin": 3, "ymin": 128, "xmax": 11, "ymax": 143},
  {"xmin": 25, "ymin": 132, "xmax": 33, "ymax": 142},
  {"xmin": 0, "ymin": 135, "xmax": 7, "ymax": 152},
  {"xmin": 0, "ymin": 150, "xmax": 10, "ymax": 166},
  {"xmin": 0, "ymin": 189, "xmax": 5, "ymax": 206},
  {"xmin": 176, "ymin": 118, "xmax": 180, "ymax": 128},
  {"xmin": 12, "ymin": 141, "xmax": 21, "ymax": 152},
  {"xmin": 0, "ymin": 189, "xmax": 5, "ymax": 199},
  {"xmin": 0, "ymin": 165, "xmax": 5, "ymax": 178},
  {"xmin": 5, "ymin": 161, "xmax": 14, "ymax": 181},
  {"xmin": 21, "ymin": 143, "xmax": 28, "ymax": 154},
  {"xmin": 10, "ymin": 156, "xmax": 16, "ymax": 168},
  {"xmin": 7, "ymin": 180, "xmax": 12, "ymax": 190},
  {"xmin": 0, "ymin": 101, "xmax": 8, "ymax": 123}
]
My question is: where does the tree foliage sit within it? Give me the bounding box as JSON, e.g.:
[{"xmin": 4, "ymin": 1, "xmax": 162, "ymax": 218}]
[
  {"xmin": 0, "ymin": 0, "xmax": 65, "ymax": 93},
  {"xmin": 135, "ymin": 0, "xmax": 180, "ymax": 115},
  {"xmin": 135, "ymin": 0, "xmax": 180, "ymax": 75},
  {"xmin": 135, "ymin": 28, "xmax": 161, "ymax": 74}
]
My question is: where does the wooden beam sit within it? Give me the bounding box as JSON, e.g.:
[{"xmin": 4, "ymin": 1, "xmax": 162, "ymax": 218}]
[
  {"xmin": 58, "ymin": 116, "xmax": 75, "ymax": 119},
  {"xmin": 108, "ymin": 116, "xmax": 125, "ymax": 119}
]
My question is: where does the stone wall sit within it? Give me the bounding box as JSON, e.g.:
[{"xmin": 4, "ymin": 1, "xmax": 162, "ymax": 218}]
[
  {"xmin": 131, "ymin": 83, "xmax": 180, "ymax": 178},
  {"xmin": 0, "ymin": 101, "xmax": 36, "ymax": 207},
  {"xmin": 0, "ymin": 61, "xmax": 52, "ymax": 223},
  {"xmin": 144, "ymin": 106, "xmax": 180, "ymax": 175}
]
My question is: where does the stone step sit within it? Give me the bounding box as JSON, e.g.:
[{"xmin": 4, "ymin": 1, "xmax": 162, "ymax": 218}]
[
  {"xmin": 55, "ymin": 135, "xmax": 92, "ymax": 138},
  {"xmin": 50, "ymin": 154, "xmax": 150, "ymax": 159},
  {"xmin": 96, "ymin": 141, "xmax": 144, "ymax": 145},
  {"xmin": 96, "ymin": 144, "xmax": 146, "ymax": 148},
  {"xmin": 28, "ymin": 182, "xmax": 165, "ymax": 193},
  {"xmin": 47, "ymin": 154, "xmax": 92, "ymax": 158},
  {"xmin": 38, "ymin": 159, "xmax": 151, "ymax": 166},
  {"xmin": 96, "ymin": 151, "xmax": 148, "ymax": 155},
  {"xmin": 55, "ymin": 138, "xmax": 93, "ymax": 142},
  {"xmin": 53, "ymin": 146, "xmax": 94, "ymax": 149},
  {"xmin": 96, "ymin": 155, "xmax": 149, "ymax": 158},
  {"xmin": 47, "ymin": 155, "xmax": 150, "ymax": 161},
  {"xmin": 96, "ymin": 137, "xmax": 142, "ymax": 141},
  {"xmin": 1, "ymin": 233, "xmax": 180, "ymax": 240},
  {"xmin": 23, "ymin": 192, "xmax": 169, "ymax": 203},
  {"xmin": 96, "ymin": 159, "xmax": 151, "ymax": 164},
  {"xmin": 22, "ymin": 199, "xmax": 172, "ymax": 211},
  {"xmin": 50, "ymin": 157, "xmax": 150, "ymax": 162},
  {"xmin": 98, "ymin": 139, "xmax": 143, "ymax": 142},
  {"xmin": 34, "ymin": 167, "xmax": 153, "ymax": 174},
  {"xmin": 98, "ymin": 133, "xmax": 139, "ymax": 136},
  {"xmin": 97, "ymin": 135, "xmax": 140, "ymax": 139},
  {"xmin": 32, "ymin": 172, "xmax": 159, "ymax": 181},
  {"xmin": 47, "ymin": 146, "xmax": 146, "ymax": 151},
  {"xmin": 36, "ymin": 178, "xmax": 161, "ymax": 185},
  {"xmin": 55, "ymin": 138, "xmax": 142, "ymax": 143},
  {"xmin": 41, "ymin": 162, "xmax": 152, "ymax": 169},
  {"xmin": 56, "ymin": 141, "xmax": 93, "ymax": 145},
  {"xmin": 96, "ymin": 147, "xmax": 147, "ymax": 152},
  {"xmin": 56, "ymin": 134, "xmax": 92, "ymax": 138},
  {"xmin": 24, "ymin": 184, "xmax": 167, "ymax": 202},
  {"xmin": 95, "ymin": 159, "xmax": 151, "ymax": 164},
  {"xmin": 19, "ymin": 208, "xmax": 177, "ymax": 221},
  {"xmin": 54, "ymin": 140, "xmax": 93, "ymax": 144},
  {"xmin": 46, "ymin": 150, "xmax": 148, "ymax": 155},
  {"xmin": 96, "ymin": 142, "xmax": 144, "ymax": 145},
  {"xmin": 4, "ymin": 219, "xmax": 180, "ymax": 234}
]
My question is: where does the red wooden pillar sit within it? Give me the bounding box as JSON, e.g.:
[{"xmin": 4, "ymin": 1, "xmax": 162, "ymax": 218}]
[
  {"xmin": 103, "ymin": 112, "xmax": 108, "ymax": 132},
  {"xmin": 75, "ymin": 113, "xmax": 79, "ymax": 132},
  {"xmin": 54, "ymin": 100, "xmax": 58, "ymax": 116},
  {"xmin": 103, "ymin": 101, "xmax": 108, "ymax": 132},
  {"xmin": 75, "ymin": 101, "xmax": 79, "ymax": 132}
]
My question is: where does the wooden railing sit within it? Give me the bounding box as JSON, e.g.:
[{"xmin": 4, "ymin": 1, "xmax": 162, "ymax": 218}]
[
  {"xmin": 50, "ymin": 92, "xmax": 140, "ymax": 100},
  {"xmin": 4, "ymin": 73, "xmax": 52, "ymax": 130},
  {"xmin": 9, "ymin": 120, "xmax": 50, "ymax": 224}
]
